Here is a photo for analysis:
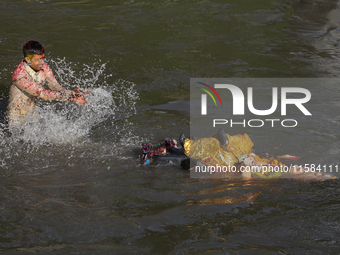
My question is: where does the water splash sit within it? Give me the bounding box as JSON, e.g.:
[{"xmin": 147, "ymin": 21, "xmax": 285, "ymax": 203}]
[
  {"xmin": 0, "ymin": 58, "xmax": 140, "ymax": 170},
  {"xmin": 51, "ymin": 57, "xmax": 110, "ymax": 90},
  {"xmin": 7, "ymin": 87, "xmax": 115, "ymax": 144}
]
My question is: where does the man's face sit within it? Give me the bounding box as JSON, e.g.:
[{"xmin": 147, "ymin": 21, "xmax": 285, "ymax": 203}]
[{"xmin": 25, "ymin": 54, "xmax": 45, "ymax": 71}]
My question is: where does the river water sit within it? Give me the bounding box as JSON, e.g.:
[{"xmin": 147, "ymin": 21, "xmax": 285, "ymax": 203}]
[{"xmin": 0, "ymin": 0, "xmax": 339, "ymax": 254}]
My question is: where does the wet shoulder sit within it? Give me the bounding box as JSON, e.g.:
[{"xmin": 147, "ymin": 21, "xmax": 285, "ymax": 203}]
[{"xmin": 11, "ymin": 61, "xmax": 26, "ymax": 82}]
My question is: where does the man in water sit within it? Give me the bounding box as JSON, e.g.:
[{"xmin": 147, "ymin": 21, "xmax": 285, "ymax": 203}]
[{"xmin": 6, "ymin": 40, "xmax": 87, "ymax": 123}]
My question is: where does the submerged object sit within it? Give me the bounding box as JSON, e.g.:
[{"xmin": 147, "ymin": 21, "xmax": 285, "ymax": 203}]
[
  {"xmin": 141, "ymin": 136, "xmax": 337, "ymax": 181},
  {"xmin": 141, "ymin": 138, "xmax": 190, "ymax": 168}
]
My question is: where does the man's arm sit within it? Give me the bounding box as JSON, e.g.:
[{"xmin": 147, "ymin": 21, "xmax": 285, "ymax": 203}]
[
  {"xmin": 43, "ymin": 64, "xmax": 67, "ymax": 91},
  {"xmin": 13, "ymin": 76, "xmax": 70, "ymax": 101}
]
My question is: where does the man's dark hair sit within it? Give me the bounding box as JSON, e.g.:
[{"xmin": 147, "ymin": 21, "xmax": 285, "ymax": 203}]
[{"xmin": 23, "ymin": 41, "xmax": 45, "ymax": 58}]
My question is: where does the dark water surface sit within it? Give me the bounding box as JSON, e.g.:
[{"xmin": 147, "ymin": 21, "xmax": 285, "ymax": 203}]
[{"xmin": 0, "ymin": 0, "xmax": 340, "ymax": 254}]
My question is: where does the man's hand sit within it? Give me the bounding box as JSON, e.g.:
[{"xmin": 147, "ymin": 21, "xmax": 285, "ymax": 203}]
[
  {"xmin": 69, "ymin": 88, "xmax": 91, "ymax": 106},
  {"xmin": 72, "ymin": 95, "xmax": 87, "ymax": 106},
  {"xmin": 72, "ymin": 88, "xmax": 91, "ymax": 95}
]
